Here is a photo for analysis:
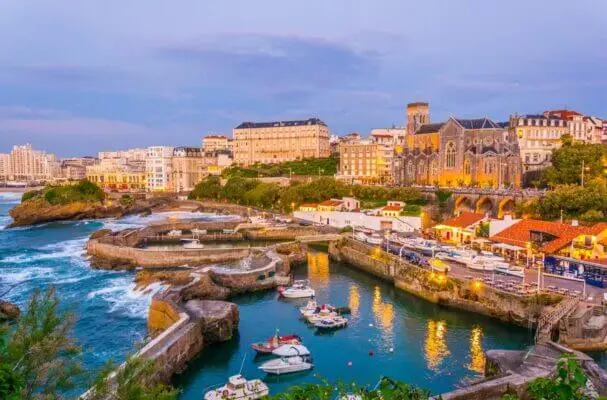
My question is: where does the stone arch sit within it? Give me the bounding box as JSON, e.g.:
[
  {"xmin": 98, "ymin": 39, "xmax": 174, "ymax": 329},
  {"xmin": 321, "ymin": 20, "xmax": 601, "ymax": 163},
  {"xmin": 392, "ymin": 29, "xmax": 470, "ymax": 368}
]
[
  {"xmin": 475, "ymin": 196, "xmax": 495, "ymax": 215},
  {"xmin": 454, "ymin": 196, "xmax": 475, "ymax": 213},
  {"xmin": 497, "ymin": 197, "xmax": 515, "ymax": 218}
]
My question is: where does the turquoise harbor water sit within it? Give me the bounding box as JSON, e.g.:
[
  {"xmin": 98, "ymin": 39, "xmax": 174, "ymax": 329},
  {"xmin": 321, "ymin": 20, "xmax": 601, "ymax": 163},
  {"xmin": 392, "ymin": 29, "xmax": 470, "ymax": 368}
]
[
  {"xmin": 175, "ymin": 252, "xmax": 534, "ymax": 397},
  {"xmin": 0, "ymin": 191, "xmax": 589, "ymax": 397}
]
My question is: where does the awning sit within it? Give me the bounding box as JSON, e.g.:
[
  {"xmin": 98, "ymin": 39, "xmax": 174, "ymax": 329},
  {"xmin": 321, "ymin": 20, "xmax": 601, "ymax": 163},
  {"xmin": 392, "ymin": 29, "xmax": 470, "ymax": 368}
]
[{"xmin": 492, "ymin": 243, "xmax": 525, "ymax": 251}]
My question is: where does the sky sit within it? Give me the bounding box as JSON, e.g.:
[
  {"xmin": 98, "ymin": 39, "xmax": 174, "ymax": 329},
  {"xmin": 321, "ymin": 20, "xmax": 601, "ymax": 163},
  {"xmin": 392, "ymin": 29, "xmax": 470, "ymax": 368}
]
[{"xmin": 0, "ymin": 0, "xmax": 606, "ymax": 157}]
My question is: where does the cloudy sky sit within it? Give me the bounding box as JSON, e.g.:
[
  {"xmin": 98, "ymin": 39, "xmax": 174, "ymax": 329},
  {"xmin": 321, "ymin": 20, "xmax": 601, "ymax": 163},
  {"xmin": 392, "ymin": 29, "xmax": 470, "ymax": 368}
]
[{"xmin": 0, "ymin": 0, "xmax": 606, "ymax": 156}]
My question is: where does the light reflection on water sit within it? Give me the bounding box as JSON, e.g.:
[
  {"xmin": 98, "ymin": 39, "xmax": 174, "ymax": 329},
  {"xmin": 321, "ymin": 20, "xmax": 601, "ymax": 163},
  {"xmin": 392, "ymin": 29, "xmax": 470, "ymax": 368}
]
[
  {"xmin": 424, "ymin": 319, "xmax": 450, "ymax": 371},
  {"xmin": 307, "ymin": 251, "xmax": 330, "ymax": 286},
  {"xmin": 467, "ymin": 325, "xmax": 486, "ymax": 374}
]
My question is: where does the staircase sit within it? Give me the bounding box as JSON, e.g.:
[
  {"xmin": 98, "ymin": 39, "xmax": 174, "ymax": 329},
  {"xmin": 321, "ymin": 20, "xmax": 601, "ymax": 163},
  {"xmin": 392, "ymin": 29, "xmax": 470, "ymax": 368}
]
[{"xmin": 535, "ymin": 297, "xmax": 580, "ymax": 343}]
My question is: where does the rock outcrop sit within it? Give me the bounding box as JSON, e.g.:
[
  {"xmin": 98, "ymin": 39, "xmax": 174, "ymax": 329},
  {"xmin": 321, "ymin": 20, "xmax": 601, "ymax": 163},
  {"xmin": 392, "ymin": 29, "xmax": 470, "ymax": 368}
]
[
  {"xmin": 8, "ymin": 197, "xmax": 173, "ymax": 228},
  {"xmin": 0, "ymin": 300, "xmax": 20, "ymax": 321},
  {"xmin": 185, "ymin": 300, "xmax": 239, "ymax": 343}
]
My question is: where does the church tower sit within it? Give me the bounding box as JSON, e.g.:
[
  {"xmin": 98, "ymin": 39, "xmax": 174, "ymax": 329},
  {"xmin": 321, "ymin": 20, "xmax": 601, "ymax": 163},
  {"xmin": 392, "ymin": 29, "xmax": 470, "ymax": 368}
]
[{"xmin": 406, "ymin": 102, "xmax": 430, "ymax": 135}]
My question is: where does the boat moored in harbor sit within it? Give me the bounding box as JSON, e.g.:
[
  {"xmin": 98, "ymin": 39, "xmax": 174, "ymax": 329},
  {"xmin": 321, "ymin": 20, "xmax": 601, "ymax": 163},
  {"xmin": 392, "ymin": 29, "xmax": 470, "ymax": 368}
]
[
  {"xmin": 251, "ymin": 330, "xmax": 302, "ymax": 354},
  {"xmin": 203, "ymin": 375, "xmax": 269, "ymax": 400},
  {"xmin": 278, "ymin": 280, "xmax": 315, "ymax": 299},
  {"xmin": 259, "ymin": 345, "xmax": 313, "ymax": 375}
]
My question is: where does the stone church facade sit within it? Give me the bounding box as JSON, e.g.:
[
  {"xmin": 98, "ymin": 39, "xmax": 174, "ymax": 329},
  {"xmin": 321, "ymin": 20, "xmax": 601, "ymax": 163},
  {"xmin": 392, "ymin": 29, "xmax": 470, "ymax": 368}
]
[{"xmin": 396, "ymin": 117, "xmax": 522, "ymax": 188}]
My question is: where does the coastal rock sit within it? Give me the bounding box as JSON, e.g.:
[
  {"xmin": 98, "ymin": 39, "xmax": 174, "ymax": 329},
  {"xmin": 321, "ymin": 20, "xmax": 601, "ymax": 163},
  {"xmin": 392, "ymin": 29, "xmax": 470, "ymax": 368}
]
[
  {"xmin": 89, "ymin": 229, "xmax": 113, "ymax": 240},
  {"xmin": 182, "ymin": 272, "xmax": 231, "ymax": 300},
  {"xmin": 185, "ymin": 299, "xmax": 239, "ymax": 343},
  {"xmin": 0, "ymin": 300, "xmax": 20, "ymax": 321}
]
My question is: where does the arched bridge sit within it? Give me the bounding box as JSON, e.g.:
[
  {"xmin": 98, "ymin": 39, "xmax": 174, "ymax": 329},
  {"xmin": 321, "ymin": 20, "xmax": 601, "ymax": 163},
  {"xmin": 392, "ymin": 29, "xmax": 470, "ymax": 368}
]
[{"xmin": 419, "ymin": 188, "xmax": 545, "ymax": 218}]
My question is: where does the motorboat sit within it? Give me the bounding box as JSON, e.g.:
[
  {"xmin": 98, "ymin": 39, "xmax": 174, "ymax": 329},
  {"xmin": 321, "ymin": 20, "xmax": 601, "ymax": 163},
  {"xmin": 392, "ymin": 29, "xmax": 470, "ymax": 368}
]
[
  {"xmin": 305, "ymin": 307, "xmax": 338, "ymax": 324},
  {"xmin": 495, "ymin": 264, "xmax": 525, "ymax": 278},
  {"xmin": 299, "ymin": 299, "xmax": 318, "ymax": 315},
  {"xmin": 278, "ymin": 280, "xmax": 315, "ymax": 299},
  {"xmin": 365, "ymin": 234, "xmax": 384, "ymax": 245},
  {"xmin": 313, "ymin": 316, "xmax": 348, "ymax": 330},
  {"xmin": 259, "ymin": 345, "xmax": 313, "ymax": 375},
  {"xmin": 251, "ymin": 331, "xmax": 302, "ymax": 354},
  {"xmin": 182, "ymin": 239, "xmax": 205, "ymax": 249},
  {"xmin": 204, "ymin": 374, "xmax": 269, "ymax": 400}
]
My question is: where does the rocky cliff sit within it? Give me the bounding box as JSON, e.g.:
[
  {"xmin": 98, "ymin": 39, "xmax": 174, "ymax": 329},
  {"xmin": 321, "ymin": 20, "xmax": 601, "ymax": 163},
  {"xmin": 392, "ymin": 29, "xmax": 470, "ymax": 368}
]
[
  {"xmin": 0, "ymin": 300, "xmax": 20, "ymax": 321},
  {"xmin": 8, "ymin": 197, "xmax": 173, "ymax": 228}
]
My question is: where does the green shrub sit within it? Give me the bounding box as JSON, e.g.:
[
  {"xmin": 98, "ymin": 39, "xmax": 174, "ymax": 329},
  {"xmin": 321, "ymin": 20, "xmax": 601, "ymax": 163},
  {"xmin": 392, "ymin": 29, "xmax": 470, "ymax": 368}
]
[
  {"xmin": 40, "ymin": 180, "xmax": 104, "ymax": 205},
  {"xmin": 119, "ymin": 194, "xmax": 135, "ymax": 207},
  {"xmin": 21, "ymin": 190, "xmax": 40, "ymax": 203},
  {"xmin": 401, "ymin": 204, "xmax": 422, "ymax": 216}
]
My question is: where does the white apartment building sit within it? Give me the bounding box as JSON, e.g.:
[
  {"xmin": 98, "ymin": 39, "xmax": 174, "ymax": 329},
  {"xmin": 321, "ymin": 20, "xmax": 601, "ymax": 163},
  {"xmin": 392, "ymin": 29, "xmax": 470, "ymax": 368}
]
[
  {"xmin": 146, "ymin": 146, "xmax": 174, "ymax": 192},
  {"xmin": 0, "ymin": 144, "xmax": 60, "ymax": 182},
  {"xmin": 545, "ymin": 110, "xmax": 604, "ymax": 144},
  {"xmin": 294, "ymin": 210, "xmax": 421, "ymax": 233},
  {"xmin": 98, "ymin": 148, "xmax": 147, "ymax": 161}
]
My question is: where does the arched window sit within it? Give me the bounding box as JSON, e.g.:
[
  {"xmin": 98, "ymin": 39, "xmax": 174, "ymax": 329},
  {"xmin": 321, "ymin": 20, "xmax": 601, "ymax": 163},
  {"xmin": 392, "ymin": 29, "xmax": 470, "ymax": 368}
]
[
  {"xmin": 464, "ymin": 159, "xmax": 471, "ymax": 175},
  {"xmin": 430, "ymin": 159, "xmax": 439, "ymax": 177},
  {"xmin": 484, "ymin": 158, "xmax": 495, "ymax": 174},
  {"xmin": 418, "ymin": 160, "xmax": 426, "ymax": 178},
  {"xmin": 445, "ymin": 141, "xmax": 456, "ymax": 168},
  {"xmin": 407, "ymin": 161, "xmax": 414, "ymax": 178}
]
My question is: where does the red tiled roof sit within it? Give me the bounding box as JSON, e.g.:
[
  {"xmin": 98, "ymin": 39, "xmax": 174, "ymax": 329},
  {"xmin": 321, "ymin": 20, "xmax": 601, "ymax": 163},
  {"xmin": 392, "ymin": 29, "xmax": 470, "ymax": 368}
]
[
  {"xmin": 382, "ymin": 205, "xmax": 402, "ymax": 211},
  {"xmin": 319, "ymin": 200, "xmax": 343, "ymax": 207},
  {"xmin": 441, "ymin": 212, "xmax": 485, "ymax": 229},
  {"xmin": 490, "ymin": 220, "xmax": 607, "ymax": 254},
  {"xmin": 299, "ymin": 203, "xmax": 318, "ymax": 208}
]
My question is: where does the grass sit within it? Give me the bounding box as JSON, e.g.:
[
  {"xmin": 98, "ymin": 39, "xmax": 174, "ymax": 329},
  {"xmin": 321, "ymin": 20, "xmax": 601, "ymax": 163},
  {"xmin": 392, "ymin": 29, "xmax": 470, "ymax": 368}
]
[
  {"xmin": 223, "ymin": 156, "xmax": 338, "ymax": 178},
  {"xmin": 22, "ymin": 180, "xmax": 105, "ymax": 205}
]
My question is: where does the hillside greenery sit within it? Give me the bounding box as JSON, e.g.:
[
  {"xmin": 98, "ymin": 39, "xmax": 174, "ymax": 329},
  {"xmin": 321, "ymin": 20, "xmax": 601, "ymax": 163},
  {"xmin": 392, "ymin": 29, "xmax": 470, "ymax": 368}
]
[
  {"xmin": 222, "ymin": 157, "xmax": 338, "ymax": 178},
  {"xmin": 21, "ymin": 180, "xmax": 105, "ymax": 205},
  {"xmin": 189, "ymin": 176, "xmax": 425, "ymax": 212},
  {"xmin": 541, "ymin": 143, "xmax": 607, "ymax": 187}
]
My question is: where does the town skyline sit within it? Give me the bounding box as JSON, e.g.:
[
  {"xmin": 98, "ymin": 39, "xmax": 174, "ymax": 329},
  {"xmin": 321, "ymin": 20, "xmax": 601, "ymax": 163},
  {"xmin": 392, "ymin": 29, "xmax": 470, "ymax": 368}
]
[{"xmin": 1, "ymin": 0, "xmax": 606, "ymax": 156}]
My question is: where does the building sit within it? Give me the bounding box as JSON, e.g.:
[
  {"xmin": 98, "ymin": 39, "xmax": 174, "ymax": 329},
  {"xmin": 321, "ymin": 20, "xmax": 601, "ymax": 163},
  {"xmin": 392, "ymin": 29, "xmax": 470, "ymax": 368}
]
[
  {"xmin": 397, "ymin": 104, "xmax": 521, "ymax": 188},
  {"xmin": 294, "ymin": 209, "xmax": 421, "ymax": 233},
  {"xmin": 171, "ymin": 147, "xmax": 205, "ymax": 193},
  {"xmin": 61, "ymin": 157, "xmax": 98, "ymax": 181},
  {"xmin": 0, "ymin": 144, "xmax": 60, "ymax": 183},
  {"xmin": 202, "ymin": 135, "xmax": 231, "ymax": 153},
  {"xmin": 233, "ymin": 118, "xmax": 330, "ymax": 165},
  {"xmin": 146, "ymin": 146, "xmax": 174, "ymax": 192},
  {"xmin": 98, "ymin": 148, "xmax": 147, "ymax": 162},
  {"xmin": 545, "ymin": 110, "xmax": 604, "ymax": 144},
  {"xmin": 508, "ymin": 114, "xmax": 569, "ymax": 177},
  {"xmin": 86, "ymin": 159, "xmax": 146, "ymax": 191},
  {"xmin": 336, "ymin": 141, "xmax": 390, "ymax": 184},
  {"xmin": 433, "ymin": 212, "xmax": 487, "ymax": 244},
  {"xmin": 317, "ymin": 199, "xmax": 345, "ymax": 212},
  {"xmin": 406, "ymin": 102, "xmax": 430, "ymax": 136}
]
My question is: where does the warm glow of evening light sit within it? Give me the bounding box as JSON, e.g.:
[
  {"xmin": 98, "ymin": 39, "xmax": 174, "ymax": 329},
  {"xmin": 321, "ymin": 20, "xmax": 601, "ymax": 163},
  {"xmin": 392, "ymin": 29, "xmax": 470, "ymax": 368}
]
[{"xmin": 424, "ymin": 319, "xmax": 450, "ymax": 371}]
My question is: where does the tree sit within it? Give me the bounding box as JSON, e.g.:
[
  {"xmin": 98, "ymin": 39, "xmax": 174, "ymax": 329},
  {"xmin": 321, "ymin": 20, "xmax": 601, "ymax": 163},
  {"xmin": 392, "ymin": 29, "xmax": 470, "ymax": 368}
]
[
  {"xmin": 89, "ymin": 356, "xmax": 178, "ymax": 400},
  {"xmin": 2, "ymin": 287, "xmax": 83, "ymax": 399},
  {"xmin": 242, "ymin": 182, "xmax": 281, "ymax": 209},
  {"xmin": 188, "ymin": 176, "xmax": 222, "ymax": 200},
  {"xmin": 220, "ymin": 177, "xmax": 259, "ymax": 203},
  {"xmin": 525, "ymin": 355, "xmax": 590, "ymax": 400},
  {"xmin": 537, "ymin": 180, "xmax": 607, "ymax": 220},
  {"xmin": 542, "ymin": 143, "xmax": 607, "ymax": 186}
]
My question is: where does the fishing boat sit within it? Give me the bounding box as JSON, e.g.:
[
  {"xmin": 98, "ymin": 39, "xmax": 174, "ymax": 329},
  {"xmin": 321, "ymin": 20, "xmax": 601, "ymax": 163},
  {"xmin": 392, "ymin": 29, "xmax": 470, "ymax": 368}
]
[
  {"xmin": 278, "ymin": 280, "xmax": 315, "ymax": 299},
  {"xmin": 251, "ymin": 330, "xmax": 302, "ymax": 354},
  {"xmin": 204, "ymin": 375, "xmax": 269, "ymax": 400},
  {"xmin": 495, "ymin": 264, "xmax": 525, "ymax": 278},
  {"xmin": 259, "ymin": 345, "xmax": 313, "ymax": 375},
  {"xmin": 182, "ymin": 238, "xmax": 205, "ymax": 249},
  {"xmin": 313, "ymin": 315, "xmax": 348, "ymax": 330}
]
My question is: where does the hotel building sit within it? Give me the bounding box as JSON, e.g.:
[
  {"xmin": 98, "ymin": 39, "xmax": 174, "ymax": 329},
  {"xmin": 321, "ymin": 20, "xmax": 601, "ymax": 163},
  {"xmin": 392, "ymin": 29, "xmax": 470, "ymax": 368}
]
[
  {"xmin": 146, "ymin": 146, "xmax": 174, "ymax": 192},
  {"xmin": 171, "ymin": 147, "xmax": 206, "ymax": 193},
  {"xmin": 0, "ymin": 144, "xmax": 60, "ymax": 182},
  {"xmin": 233, "ymin": 118, "xmax": 330, "ymax": 165},
  {"xmin": 336, "ymin": 141, "xmax": 390, "ymax": 184},
  {"xmin": 202, "ymin": 135, "xmax": 232, "ymax": 153},
  {"xmin": 86, "ymin": 159, "xmax": 146, "ymax": 191}
]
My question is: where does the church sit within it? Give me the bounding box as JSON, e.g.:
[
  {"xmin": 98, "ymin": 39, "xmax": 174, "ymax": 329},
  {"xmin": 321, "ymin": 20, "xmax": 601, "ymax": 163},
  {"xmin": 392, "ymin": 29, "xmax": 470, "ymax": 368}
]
[{"xmin": 394, "ymin": 103, "xmax": 522, "ymax": 189}]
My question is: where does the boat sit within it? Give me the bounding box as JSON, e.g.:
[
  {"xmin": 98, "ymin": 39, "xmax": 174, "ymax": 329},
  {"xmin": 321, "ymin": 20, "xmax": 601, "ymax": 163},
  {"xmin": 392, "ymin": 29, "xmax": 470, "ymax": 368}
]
[
  {"xmin": 495, "ymin": 264, "xmax": 525, "ymax": 278},
  {"xmin": 299, "ymin": 299, "xmax": 318, "ymax": 315},
  {"xmin": 259, "ymin": 345, "xmax": 313, "ymax": 375},
  {"xmin": 278, "ymin": 280, "xmax": 315, "ymax": 299},
  {"xmin": 251, "ymin": 331, "xmax": 302, "ymax": 354},
  {"xmin": 365, "ymin": 234, "xmax": 384, "ymax": 245},
  {"xmin": 204, "ymin": 374, "xmax": 269, "ymax": 400},
  {"xmin": 313, "ymin": 316, "xmax": 348, "ymax": 330},
  {"xmin": 182, "ymin": 238, "xmax": 205, "ymax": 249},
  {"xmin": 354, "ymin": 232, "xmax": 368, "ymax": 242},
  {"xmin": 305, "ymin": 307, "xmax": 338, "ymax": 324}
]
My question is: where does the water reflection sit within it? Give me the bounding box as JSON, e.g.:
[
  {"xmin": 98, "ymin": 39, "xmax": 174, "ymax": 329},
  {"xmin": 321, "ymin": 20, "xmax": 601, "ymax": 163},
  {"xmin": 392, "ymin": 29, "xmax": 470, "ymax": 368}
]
[
  {"xmin": 307, "ymin": 252, "xmax": 330, "ymax": 285},
  {"xmin": 467, "ymin": 325, "xmax": 485, "ymax": 374},
  {"xmin": 349, "ymin": 284, "xmax": 360, "ymax": 316},
  {"xmin": 424, "ymin": 320, "xmax": 450, "ymax": 371},
  {"xmin": 371, "ymin": 286, "xmax": 394, "ymax": 333}
]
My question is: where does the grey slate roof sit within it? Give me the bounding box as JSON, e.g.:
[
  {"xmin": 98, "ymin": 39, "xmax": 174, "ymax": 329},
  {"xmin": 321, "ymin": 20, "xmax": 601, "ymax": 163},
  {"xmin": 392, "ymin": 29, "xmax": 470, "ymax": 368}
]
[
  {"xmin": 235, "ymin": 118, "xmax": 326, "ymax": 129},
  {"xmin": 414, "ymin": 123, "xmax": 445, "ymax": 134},
  {"xmin": 453, "ymin": 118, "xmax": 502, "ymax": 130}
]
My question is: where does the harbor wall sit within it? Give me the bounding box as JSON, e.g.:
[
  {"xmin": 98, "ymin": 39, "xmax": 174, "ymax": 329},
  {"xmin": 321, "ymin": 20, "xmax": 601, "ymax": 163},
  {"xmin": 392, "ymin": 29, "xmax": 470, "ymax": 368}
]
[{"xmin": 330, "ymin": 237, "xmax": 552, "ymax": 327}]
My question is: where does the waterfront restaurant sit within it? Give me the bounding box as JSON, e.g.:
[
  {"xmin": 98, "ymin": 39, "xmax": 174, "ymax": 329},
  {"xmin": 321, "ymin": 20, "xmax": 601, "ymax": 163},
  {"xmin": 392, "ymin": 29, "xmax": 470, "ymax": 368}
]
[
  {"xmin": 433, "ymin": 212, "xmax": 486, "ymax": 245},
  {"xmin": 489, "ymin": 219, "xmax": 607, "ymax": 287}
]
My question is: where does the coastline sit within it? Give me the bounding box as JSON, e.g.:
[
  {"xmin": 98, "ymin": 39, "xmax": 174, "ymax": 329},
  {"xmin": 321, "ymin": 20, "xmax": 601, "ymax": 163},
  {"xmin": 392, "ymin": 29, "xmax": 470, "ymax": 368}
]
[{"xmin": 0, "ymin": 187, "xmax": 42, "ymax": 193}]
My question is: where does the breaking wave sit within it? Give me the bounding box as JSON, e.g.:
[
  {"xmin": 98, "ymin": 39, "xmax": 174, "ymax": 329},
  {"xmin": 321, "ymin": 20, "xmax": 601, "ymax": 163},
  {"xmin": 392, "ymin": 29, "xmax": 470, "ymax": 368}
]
[{"xmin": 87, "ymin": 276, "xmax": 165, "ymax": 319}]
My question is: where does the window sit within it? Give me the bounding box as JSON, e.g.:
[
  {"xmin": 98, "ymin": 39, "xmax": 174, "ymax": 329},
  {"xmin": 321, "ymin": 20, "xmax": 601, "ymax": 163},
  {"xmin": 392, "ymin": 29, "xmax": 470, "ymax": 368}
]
[
  {"xmin": 431, "ymin": 159, "xmax": 439, "ymax": 177},
  {"xmin": 464, "ymin": 159, "xmax": 471, "ymax": 175},
  {"xmin": 445, "ymin": 141, "xmax": 456, "ymax": 168},
  {"xmin": 407, "ymin": 161, "xmax": 414, "ymax": 177}
]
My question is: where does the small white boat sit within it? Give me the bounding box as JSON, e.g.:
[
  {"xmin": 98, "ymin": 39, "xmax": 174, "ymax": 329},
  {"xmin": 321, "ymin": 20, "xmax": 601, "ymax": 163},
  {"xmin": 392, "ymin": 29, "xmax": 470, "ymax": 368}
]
[
  {"xmin": 299, "ymin": 299, "xmax": 318, "ymax": 316},
  {"xmin": 182, "ymin": 239, "xmax": 205, "ymax": 249},
  {"xmin": 279, "ymin": 280, "xmax": 315, "ymax": 299},
  {"xmin": 313, "ymin": 316, "xmax": 348, "ymax": 330},
  {"xmin": 305, "ymin": 307, "xmax": 338, "ymax": 324},
  {"xmin": 495, "ymin": 264, "xmax": 525, "ymax": 278},
  {"xmin": 272, "ymin": 344, "xmax": 310, "ymax": 357},
  {"xmin": 204, "ymin": 375, "xmax": 269, "ymax": 400},
  {"xmin": 259, "ymin": 356, "xmax": 313, "ymax": 375},
  {"xmin": 365, "ymin": 234, "xmax": 384, "ymax": 245}
]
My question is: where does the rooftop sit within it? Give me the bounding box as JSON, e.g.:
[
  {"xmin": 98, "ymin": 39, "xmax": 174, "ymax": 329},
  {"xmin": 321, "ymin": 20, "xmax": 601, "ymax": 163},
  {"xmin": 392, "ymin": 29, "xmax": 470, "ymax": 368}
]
[
  {"xmin": 382, "ymin": 205, "xmax": 402, "ymax": 211},
  {"xmin": 490, "ymin": 220, "xmax": 607, "ymax": 254},
  {"xmin": 319, "ymin": 200, "xmax": 344, "ymax": 207},
  {"xmin": 453, "ymin": 117, "xmax": 502, "ymax": 130},
  {"xmin": 440, "ymin": 212, "xmax": 486, "ymax": 229},
  {"xmin": 415, "ymin": 123, "xmax": 445, "ymax": 135},
  {"xmin": 235, "ymin": 118, "xmax": 326, "ymax": 130}
]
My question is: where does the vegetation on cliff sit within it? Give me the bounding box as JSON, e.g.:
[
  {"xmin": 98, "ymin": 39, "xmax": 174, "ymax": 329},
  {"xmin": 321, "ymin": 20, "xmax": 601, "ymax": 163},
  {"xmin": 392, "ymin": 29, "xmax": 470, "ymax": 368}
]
[
  {"xmin": 223, "ymin": 156, "xmax": 338, "ymax": 178},
  {"xmin": 21, "ymin": 180, "xmax": 105, "ymax": 205},
  {"xmin": 0, "ymin": 287, "xmax": 178, "ymax": 400},
  {"xmin": 189, "ymin": 176, "xmax": 424, "ymax": 212}
]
